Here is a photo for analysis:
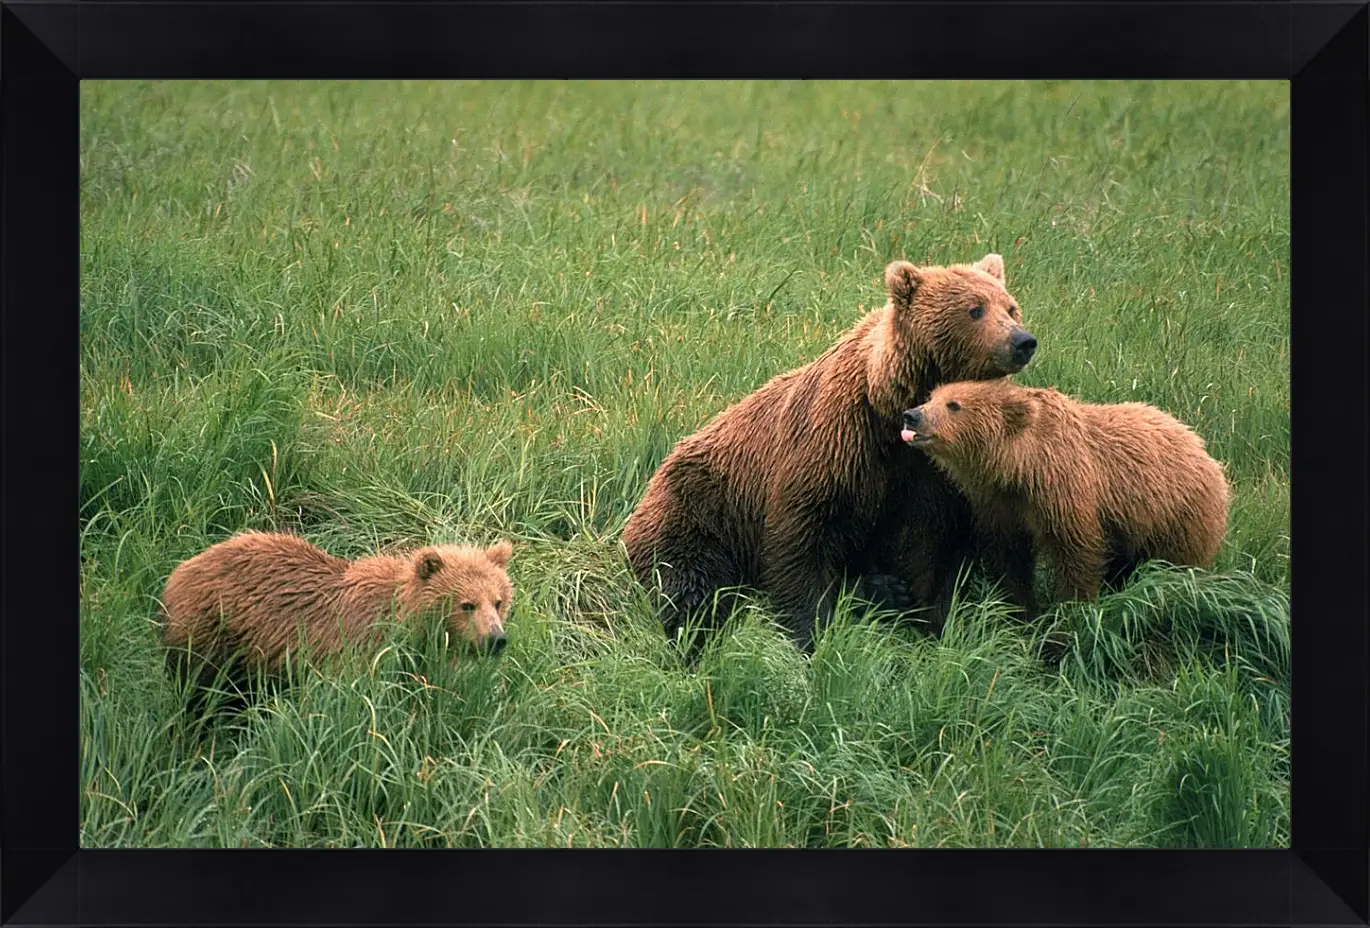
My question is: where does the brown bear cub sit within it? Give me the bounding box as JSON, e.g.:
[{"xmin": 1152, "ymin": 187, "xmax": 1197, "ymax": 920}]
[
  {"xmin": 161, "ymin": 532, "xmax": 514, "ymax": 690},
  {"xmin": 622, "ymin": 254, "xmax": 1037, "ymax": 649},
  {"xmin": 902, "ymin": 379, "xmax": 1229, "ymax": 617}
]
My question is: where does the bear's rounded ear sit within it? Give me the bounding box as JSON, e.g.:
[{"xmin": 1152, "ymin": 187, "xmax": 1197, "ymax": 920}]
[
  {"xmin": 415, "ymin": 548, "xmax": 444, "ymax": 581},
  {"xmin": 974, "ymin": 253, "xmax": 1006, "ymax": 283},
  {"xmin": 485, "ymin": 540, "xmax": 513, "ymax": 567},
  {"xmin": 884, "ymin": 260, "xmax": 922, "ymax": 307}
]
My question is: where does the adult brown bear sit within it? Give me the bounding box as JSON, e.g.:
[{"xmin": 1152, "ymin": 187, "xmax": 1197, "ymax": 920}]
[{"xmin": 622, "ymin": 254, "xmax": 1036, "ymax": 648}]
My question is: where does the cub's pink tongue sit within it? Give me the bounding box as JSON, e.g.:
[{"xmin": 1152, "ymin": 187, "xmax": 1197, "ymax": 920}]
[{"xmin": 900, "ymin": 428, "xmax": 917, "ymax": 444}]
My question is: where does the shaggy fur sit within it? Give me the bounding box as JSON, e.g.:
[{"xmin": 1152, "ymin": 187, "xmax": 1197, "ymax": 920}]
[
  {"xmin": 622, "ymin": 254, "xmax": 1037, "ymax": 648},
  {"xmin": 903, "ymin": 379, "xmax": 1229, "ymax": 616},
  {"xmin": 161, "ymin": 532, "xmax": 514, "ymax": 687}
]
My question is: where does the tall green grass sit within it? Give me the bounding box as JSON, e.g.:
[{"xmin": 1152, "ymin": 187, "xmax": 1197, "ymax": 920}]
[{"xmin": 81, "ymin": 80, "xmax": 1289, "ymax": 847}]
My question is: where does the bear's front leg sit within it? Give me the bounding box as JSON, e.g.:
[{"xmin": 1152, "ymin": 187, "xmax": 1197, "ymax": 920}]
[
  {"xmin": 1044, "ymin": 524, "xmax": 1107, "ymax": 605},
  {"xmin": 762, "ymin": 562, "xmax": 841, "ymax": 651},
  {"xmin": 849, "ymin": 571, "xmax": 914, "ymax": 613},
  {"xmin": 887, "ymin": 522, "xmax": 976, "ymax": 632},
  {"xmin": 871, "ymin": 465, "xmax": 977, "ymax": 632},
  {"xmin": 758, "ymin": 508, "xmax": 849, "ymax": 651},
  {"xmin": 980, "ymin": 524, "xmax": 1040, "ymax": 621},
  {"xmin": 850, "ymin": 512, "xmax": 921, "ymax": 618}
]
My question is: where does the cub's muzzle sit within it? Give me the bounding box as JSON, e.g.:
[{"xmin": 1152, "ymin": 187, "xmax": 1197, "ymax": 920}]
[{"xmin": 901, "ymin": 408, "xmax": 932, "ymax": 445}]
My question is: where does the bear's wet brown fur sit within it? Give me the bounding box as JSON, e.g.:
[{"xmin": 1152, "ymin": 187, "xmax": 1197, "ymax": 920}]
[
  {"xmin": 622, "ymin": 254, "xmax": 1037, "ymax": 648},
  {"xmin": 903, "ymin": 379, "xmax": 1229, "ymax": 616},
  {"xmin": 161, "ymin": 531, "xmax": 514, "ymax": 687}
]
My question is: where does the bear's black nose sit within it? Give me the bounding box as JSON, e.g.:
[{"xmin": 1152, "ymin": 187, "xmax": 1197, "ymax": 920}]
[
  {"xmin": 1011, "ymin": 330, "xmax": 1037, "ymax": 363},
  {"xmin": 904, "ymin": 408, "xmax": 923, "ymax": 428},
  {"xmin": 487, "ymin": 634, "xmax": 508, "ymax": 655}
]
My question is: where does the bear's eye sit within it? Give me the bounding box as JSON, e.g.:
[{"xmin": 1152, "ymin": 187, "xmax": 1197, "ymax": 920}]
[
  {"xmin": 1008, "ymin": 304, "xmax": 1019, "ymax": 318},
  {"xmin": 969, "ymin": 305, "xmax": 984, "ymax": 320},
  {"xmin": 495, "ymin": 599, "xmax": 503, "ymax": 610},
  {"xmin": 946, "ymin": 401, "xmax": 962, "ymax": 412},
  {"xmin": 460, "ymin": 602, "xmax": 476, "ymax": 612}
]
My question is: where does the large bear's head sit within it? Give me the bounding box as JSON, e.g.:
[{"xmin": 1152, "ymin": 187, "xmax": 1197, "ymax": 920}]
[{"xmin": 884, "ymin": 253, "xmax": 1036, "ymax": 381}]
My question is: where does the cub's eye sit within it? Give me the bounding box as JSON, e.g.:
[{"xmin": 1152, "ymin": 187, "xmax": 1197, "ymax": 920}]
[
  {"xmin": 460, "ymin": 602, "xmax": 476, "ymax": 612},
  {"xmin": 1009, "ymin": 304, "xmax": 1019, "ymax": 318},
  {"xmin": 969, "ymin": 306, "xmax": 984, "ymax": 320},
  {"xmin": 946, "ymin": 401, "xmax": 962, "ymax": 411},
  {"xmin": 494, "ymin": 599, "xmax": 503, "ymax": 610}
]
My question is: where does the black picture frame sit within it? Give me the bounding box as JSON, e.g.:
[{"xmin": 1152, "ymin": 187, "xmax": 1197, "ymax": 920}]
[{"xmin": 5, "ymin": 2, "xmax": 1365, "ymax": 925}]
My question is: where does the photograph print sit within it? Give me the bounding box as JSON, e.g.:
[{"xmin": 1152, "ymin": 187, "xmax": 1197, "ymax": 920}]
[{"xmin": 80, "ymin": 79, "xmax": 1290, "ymax": 851}]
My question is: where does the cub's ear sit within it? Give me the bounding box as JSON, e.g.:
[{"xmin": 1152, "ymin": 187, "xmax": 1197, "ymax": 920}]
[
  {"xmin": 415, "ymin": 548, "xmax": 444, "ymax": 581},
  {"xmin": 974, "ymin": 253, "xmax": 1006, "ymax": 282},
  {"xmin": 485, "ymin": 540, "xmax": 513, "ymax": 567},
  {"xmin": 884, "ymin": 260, "xmax": 922, "ymax": 308},
  {"xmin": 1003, "ymin": 397, "xmax": 1034, "ymax": 434}
]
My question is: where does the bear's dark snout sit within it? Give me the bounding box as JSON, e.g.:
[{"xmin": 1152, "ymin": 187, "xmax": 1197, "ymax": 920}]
[
  {"xmin": 1010, "ymin": 329, "xmax": 1037, "ymax": 365},
  {"xmin": 903, "ymin": 408, "xmax": 923, "ymax": 429},
  {"xmin": 486, "ymin": 633, "xmax": 508, "ymax": 655}
]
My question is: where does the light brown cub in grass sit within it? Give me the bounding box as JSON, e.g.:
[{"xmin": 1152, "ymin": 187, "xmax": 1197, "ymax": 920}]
[{"xmin": 161, "ymin": 531, "xmax": 514, "ymax": 687}]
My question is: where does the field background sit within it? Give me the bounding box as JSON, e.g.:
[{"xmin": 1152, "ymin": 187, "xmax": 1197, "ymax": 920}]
[{"xmin": 80, "ymin": 80, "xmax": 1290, "ymax": 848}]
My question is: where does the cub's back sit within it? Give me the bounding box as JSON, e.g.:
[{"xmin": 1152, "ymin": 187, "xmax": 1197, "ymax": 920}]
[
  {"xmin": 1079, "ymin": 400, "xmax": 1228, "ymax": 537},
  {"xmin": 162, "ymin": 532, "xmax": 348, "ymax": 643},
  {"xmin": 1081, "ymin": 401, "xmax": 1215, "ymax": 479}
]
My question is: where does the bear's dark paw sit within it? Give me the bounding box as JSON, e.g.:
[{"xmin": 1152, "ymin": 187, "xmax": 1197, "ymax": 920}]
[
  {"xmin": 1037, "ymin": 632, "xmax": 1070, "ymax": 668},
  {"xmin": 854, "ymin": 572, "xmax": 915, "ymax": 613}
]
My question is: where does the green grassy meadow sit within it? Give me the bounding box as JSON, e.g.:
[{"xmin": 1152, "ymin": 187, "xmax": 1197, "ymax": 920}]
[{"xmin": 80, "ymin": 80, "xmax": 1290, "ymax": 848}]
